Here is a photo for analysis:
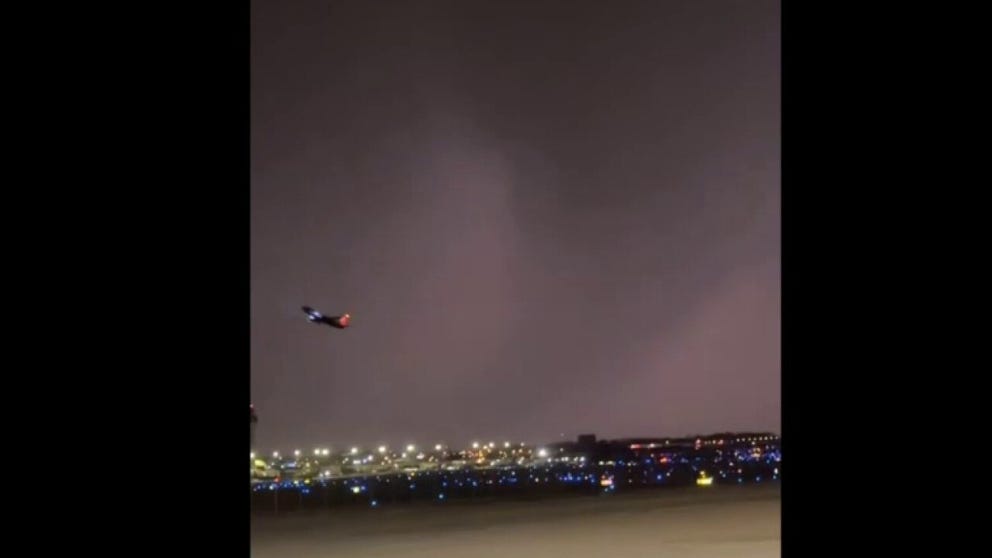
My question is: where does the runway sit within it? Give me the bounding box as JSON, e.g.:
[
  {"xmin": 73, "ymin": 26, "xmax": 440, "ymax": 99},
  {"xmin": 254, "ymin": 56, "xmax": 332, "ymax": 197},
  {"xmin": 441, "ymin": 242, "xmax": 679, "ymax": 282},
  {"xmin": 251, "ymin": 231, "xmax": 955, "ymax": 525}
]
[{"xmin": 251, "ymin": 483, "xmax": 780, "ymax": 557}]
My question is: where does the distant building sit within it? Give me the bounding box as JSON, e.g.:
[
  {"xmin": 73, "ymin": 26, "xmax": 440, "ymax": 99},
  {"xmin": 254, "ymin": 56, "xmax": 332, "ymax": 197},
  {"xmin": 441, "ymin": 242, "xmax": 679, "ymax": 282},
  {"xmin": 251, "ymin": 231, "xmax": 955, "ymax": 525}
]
[
  {"xmin": 542, "ymin": 434, "xmax": 611, "ymax": 462},
  {"xmin": 250, "ymin": 405, "xmax": 258, "ymax": 450}
]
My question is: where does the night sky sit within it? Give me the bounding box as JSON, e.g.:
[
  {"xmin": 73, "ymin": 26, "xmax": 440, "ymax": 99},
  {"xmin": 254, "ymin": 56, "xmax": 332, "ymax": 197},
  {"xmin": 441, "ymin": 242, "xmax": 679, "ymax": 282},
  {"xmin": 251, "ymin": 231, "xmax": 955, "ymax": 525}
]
[{"xmin": 251, "ymin": 0, "xmax": 779, "ymax": 451}]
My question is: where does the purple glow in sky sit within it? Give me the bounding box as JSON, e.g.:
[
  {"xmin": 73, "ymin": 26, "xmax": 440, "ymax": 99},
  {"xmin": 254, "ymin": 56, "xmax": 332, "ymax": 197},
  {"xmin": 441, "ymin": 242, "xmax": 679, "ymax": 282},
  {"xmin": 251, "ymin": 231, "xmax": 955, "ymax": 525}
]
[{"xmin": 251, "ymin": 0, "xmax": 779, "ymax": 450}]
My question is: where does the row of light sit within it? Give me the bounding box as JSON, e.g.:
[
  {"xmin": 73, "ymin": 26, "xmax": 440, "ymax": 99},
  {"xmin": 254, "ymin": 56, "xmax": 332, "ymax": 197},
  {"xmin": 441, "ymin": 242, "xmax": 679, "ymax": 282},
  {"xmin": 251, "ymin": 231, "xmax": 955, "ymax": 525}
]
[
  {"xmin": 252, "ymin": 448, "xmax": 333, "ymax": 460},
  {"xmin": 252, "ymin": 463, "xmax": 778, "ymax": 490},
  {"xmin": 255, "ymin": 437, "xmax": 776, "ymax": 460},
  {"xmin": 468, "ymin": 442, "xmax": 524, "ymax": 451},
  {"xmin": 258, "ymin": 442, "xmax": 525, "ymax": 459},
  {"xmin": 253, "ymin": 474, "xmax": 773, "ymax": 496}
]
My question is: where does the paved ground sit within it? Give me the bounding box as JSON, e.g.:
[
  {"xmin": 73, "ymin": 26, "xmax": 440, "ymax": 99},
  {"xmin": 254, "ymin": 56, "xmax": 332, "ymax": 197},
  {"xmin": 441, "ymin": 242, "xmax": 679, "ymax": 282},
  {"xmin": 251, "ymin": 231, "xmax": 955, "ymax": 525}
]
[{"xmin": 251, "ymin": 483, "xmax": 780, "ymax": 557}]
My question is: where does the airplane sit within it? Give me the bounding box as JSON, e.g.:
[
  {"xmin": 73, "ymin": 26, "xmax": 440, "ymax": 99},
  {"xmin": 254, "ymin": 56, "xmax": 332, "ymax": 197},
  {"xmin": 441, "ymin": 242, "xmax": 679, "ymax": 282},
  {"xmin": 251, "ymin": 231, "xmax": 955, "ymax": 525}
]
[{"xmin": 302, "ymin": 306, "xmax": 351, "ymax": 329}]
